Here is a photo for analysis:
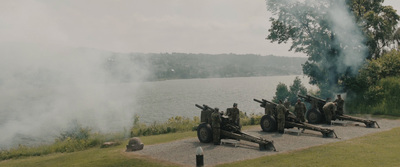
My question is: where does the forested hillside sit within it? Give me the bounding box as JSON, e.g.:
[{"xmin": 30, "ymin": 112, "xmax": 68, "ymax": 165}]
[{"xmin": 125, "ymin": 53, "xmax": 306, "ymax": 80}]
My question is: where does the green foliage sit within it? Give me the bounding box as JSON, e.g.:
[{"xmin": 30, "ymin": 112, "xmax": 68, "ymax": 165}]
[
  {"xmin": 128, "ymin": 53, "xmax": 305, "ymax": 81},
  {"xmin": 266, "ymin": 0, "xmax": 399, "ymax": 97},
  {"xmin": 0, "ymin": 133, "xmax": 104, "ymax": 161},
  {"xmin": 240, "ymin": 112, "xmax": 263, "ymax": 126},
  {"xmin": 349, "ymin": 50, "xmax": 400, "ymax": 92},
  {"xmin": 347, "ymin": 0, "xmax": 400, "ymax": 58},
  {"xmin": 272, "ymin": 82, "xmax": 289, "ymax": 103},
  {"xmin": 346, "ymin": 50, "xmax": 400, "ymax": 112},
  {"xmin": 130, "ymin": 115, "xmax": 200, "ymax": 137},
  {"xmin": 58, "ymin": 120, "xmax": 91, "ymax": 141},
  {"xmin": 0, "ymin": 121, "xmax": 127, "ymax": 161},
  {"xmin": 347, "ymin": 77, "xmax": 400, "ymax": 116},
  {"xmin": 273, "ymin": 77, "xmax": 308, "ymax": 105},
  {"xmin": 287, "ymin": 77, "xmax": 308, "ymax": 105}
]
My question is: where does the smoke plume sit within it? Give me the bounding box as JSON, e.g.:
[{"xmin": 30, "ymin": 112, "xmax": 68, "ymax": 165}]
[
  {"xmin": 267, "ymin": 0, "xmax": 368, "ymax": 94},
  {"xmin": 0, "ymin": 45, "xmax": 148, "ymax": 148}
]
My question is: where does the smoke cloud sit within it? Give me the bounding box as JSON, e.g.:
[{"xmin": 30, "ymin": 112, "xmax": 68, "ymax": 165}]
[
  {"xmin": 0, "ymin": 45, "xmax": 148, "ymax": 148},
  {"xmin": 269, "ymin": 0, "xmax": 367, "ymax": 74},
  {"xmin": 267, "ymin": 0, "xmax": 368, "ymax": 95},
  {"xmin": 327, "ymin": 1, "xmax": 368, "ymax": 74}
]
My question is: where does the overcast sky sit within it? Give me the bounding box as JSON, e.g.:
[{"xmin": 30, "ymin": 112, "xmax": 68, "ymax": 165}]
[{"xmin": 1, "ymin": 0, "xmax": 400, "ymax": 57}]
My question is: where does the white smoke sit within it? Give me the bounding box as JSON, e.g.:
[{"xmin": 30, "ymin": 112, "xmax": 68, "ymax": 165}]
[
  {"xmin": 327, "ymin": 1, "xmax": 368, "ymax": 74},
  {"xmin": 266, "ymin": 0, "xmax": 368, "ymax": 79},
  {"xmin": 0, "ymin": 45, "xmax": 148, "ymax": 148}
]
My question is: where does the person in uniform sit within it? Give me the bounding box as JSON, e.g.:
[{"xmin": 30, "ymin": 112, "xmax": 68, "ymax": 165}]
[
  {"xmin": 334, "ymin": 94, "xmax": 344, "ymax": 115},
  {"xmin": 294, "ymin": 98, "xmax": 307, "ymax": 122},
  {"xmin": 323, "ymin": 102, "xmax": 337, "ymax": 125},
  {"xmin": 226, "ymin": 103, "xmax": 240, "ymax": 127},
  {"xmin": 211, "ymin": 108, "xmax": 221, "ymax": 145},
  {"xmin": 276, "ymin": 100, "xmax": 286, "ymax": 134},
  {"xmin": 284, "ymin": 100, "xmax": 290, "ymax": 109}
]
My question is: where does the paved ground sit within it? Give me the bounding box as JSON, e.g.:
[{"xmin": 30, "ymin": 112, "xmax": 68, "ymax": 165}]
[{"xmin": 128, "ymin": 118, "xmax": 400, "ymax": 167}]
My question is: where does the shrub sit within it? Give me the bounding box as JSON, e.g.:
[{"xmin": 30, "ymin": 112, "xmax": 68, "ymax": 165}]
[
  {"xmin": 0, "ymin": 121, "xmax": 126, "ymax": 161},
  {"xmin": 130, "ymin": 115, "xmax": 200, "ymax": 137},
  {"xmin": 347, "ymin": 77, "xmax": 400, "ymax": 116}
]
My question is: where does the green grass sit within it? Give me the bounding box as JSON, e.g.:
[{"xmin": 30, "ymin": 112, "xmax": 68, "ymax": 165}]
[
  {"xmin": 0, "ymin": 131, "xmax": 196, "ymax": 167},
  {"xmin": 2, "ymin": 123, "xmax": 400, "ymax": 167},
  {"xmin": 217, "ymin": 127, "xmax": 400, "ymax": 167}
]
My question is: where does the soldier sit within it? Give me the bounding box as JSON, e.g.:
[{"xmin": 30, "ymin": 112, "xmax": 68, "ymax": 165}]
[
  {"xmin": 211, "ymin": 108, "xmax": 222, "ymax": 145},
  {"xmin": 334, "ymin": 94, "xmax": 344, "ymax": 115},
  {"xmin": 284, "ymin": 100, "xmax": 290, "ymax": 109},
  {"xmin": 226, "ymin": 103, "xmax": 240, "ymax": 127},
  {"xmin": 294, "ymin": 98, "xmax": 307, "ymax": 122},
  {"xmin": 323, "ymin": 102, "xmax": 337, "ymax": 125},
  {"xmin": 276, "ymin": 100, "xmax": 286, "ymax": 134}
]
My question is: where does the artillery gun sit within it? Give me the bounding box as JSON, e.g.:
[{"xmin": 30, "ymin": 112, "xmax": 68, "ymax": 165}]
[
  {"xmin": 298, "ymin": 94, "xmax": 380, "ymax": 128},
  {"xmin": 253, "ymin": 99, "xmax": 337, "ymax": 138},
  {"xmin": 195, "ymin": 104, "xmax": 276, "ymax": 151}
]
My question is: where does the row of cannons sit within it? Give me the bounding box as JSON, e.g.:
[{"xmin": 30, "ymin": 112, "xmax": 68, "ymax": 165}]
[{"xmin": 195, "ymin": 94, "xmax": 379, "ymax": 151}]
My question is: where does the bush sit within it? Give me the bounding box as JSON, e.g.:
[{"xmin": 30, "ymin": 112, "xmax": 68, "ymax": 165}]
[
  {"xmin": 240, "ymin": 111, "xmax": 263, "ymax": 126},
  {"xmin": 130, "ymin": 115, "xmax": 200, "ymax": 137},
  {"xmin": 347, "ymin": 77, "xmax": 400, "ymax": 116},
  {"xmin": 0, "ymin": 121, "xmax": 127, "ymax": 161}
]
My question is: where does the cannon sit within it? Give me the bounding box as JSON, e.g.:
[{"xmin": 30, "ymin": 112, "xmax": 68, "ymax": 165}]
[
  {"xmin": 195, "ymin": 104, "xmax": 276, "ymax": 151},
  {"xmin": 298, "ymin": 94, "xmax": 380, "ymax": 128},
  {"xmin": 254, "ymin": 99, "xmax": 337, "ymax": 138}
]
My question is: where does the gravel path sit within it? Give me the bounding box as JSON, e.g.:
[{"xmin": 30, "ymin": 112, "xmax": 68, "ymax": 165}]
[{"xmin": 128, "ymin": 118, "xmax": 400, "ymax": 167}]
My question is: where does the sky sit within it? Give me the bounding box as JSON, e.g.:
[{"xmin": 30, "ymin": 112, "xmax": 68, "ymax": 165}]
[{"xmin": 1, "ymin": 0, "xmax": 400, "ymax": 57}]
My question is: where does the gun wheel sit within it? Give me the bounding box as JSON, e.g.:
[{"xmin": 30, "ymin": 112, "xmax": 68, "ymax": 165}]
[
  {"xmin": 197, "ymin": 123, "xmax": 213, "ymax": 143},
  {"xmin": 306, "ymin": 108, "xmax": 322, "ymax": 124},
  {"xmin": 260, "ymin": 115, "xmax": 277, "ymax": 132}
]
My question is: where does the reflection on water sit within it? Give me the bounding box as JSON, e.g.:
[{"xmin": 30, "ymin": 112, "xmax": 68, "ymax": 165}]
[{"xmin": 135, "ymin": 75, "xmax": 314, "ymax": 124}]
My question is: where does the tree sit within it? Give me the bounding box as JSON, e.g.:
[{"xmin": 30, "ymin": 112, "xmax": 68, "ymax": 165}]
[
  {"xmin": 272, "ymin": 82, "xmax": 289, "ymax": 103},
  {"xmin": 288, "ymin": 77, "xmax": 308, "ymax": 105},
  {"xmin": 347, "ymin": 0, "xmax": 400, "ymax": 58},
  {"xmin": 266, "ymin": 0, "xmax": 399, "ymax": 97},
  {"xmin": 345, "ymin": 49, "xmax": 400, "ymax": 104}
]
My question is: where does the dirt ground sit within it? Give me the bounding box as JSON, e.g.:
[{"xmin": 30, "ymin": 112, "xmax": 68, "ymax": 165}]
[{"xmin": 129, "ymin": 118, "xmax": 400, "ymax": 167}]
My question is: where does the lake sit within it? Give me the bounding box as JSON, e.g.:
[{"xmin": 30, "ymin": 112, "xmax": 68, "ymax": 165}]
[{"xmin": 135, "ymin": 75, "xmax": 314, "ymax": 124}]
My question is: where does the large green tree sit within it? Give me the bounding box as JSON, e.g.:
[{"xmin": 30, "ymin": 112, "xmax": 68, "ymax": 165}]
[
  {"xmin": 266, "ymin": 0, "xmax": 399, "ymax": 97},
  {"xmin": 272, "ymin": 82, "xmax": 289, "ymax": 103},
  {"xmin": 288, "ymin": 77, "xmax": 308, "ymax": 105},
  {"xmin": 272, "ymin": 77, "xmax": 308, "ymax": 105},
  {"xmin": 348, "ymin": 0, "xmax": 400, "ymax": 58},
  {"xmin": 346, "ymin": 49, "xmax": 400, "ymax": 101}
]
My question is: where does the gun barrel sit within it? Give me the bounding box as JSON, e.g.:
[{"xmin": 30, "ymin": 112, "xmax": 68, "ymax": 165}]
[
  {"xmin": 203, "ymin": 104, "xmax": 214, "ymax": 111},
  {"xmin": 298, "ymin": 94, "xmax": 307, "ymax": 99},
  {"xmin": 298, "ymin": 94, "xmax": 326, "ymax": 103},
  {"xmin": 253, "ymin": 99, "xmax": 263, "ymax": 104},
  {"xmin": 262, "ymin": 99, "xmax": 278, "ymax": 106},
  {"xmin": 195, "ymin": 104, "xmax": 205, "ymax": 110}
]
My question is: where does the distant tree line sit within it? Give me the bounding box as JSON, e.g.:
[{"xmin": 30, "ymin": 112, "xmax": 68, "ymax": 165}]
[{"xmin": 126, "ymin": 53, "xmax": 306, "ymax": 81}]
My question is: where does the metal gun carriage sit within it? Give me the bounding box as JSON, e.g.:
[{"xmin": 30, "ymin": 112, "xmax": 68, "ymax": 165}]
[
  {"xmin": 253, "ymin": 99, "xmax": 337, "ymax": 138},
  {"xmin": 298, "ymin": 94, "xmax": 380, "ymax": 128},
  {"xmin": 195, "ymin": 104, "xmax": 276, "ymax": 151}
]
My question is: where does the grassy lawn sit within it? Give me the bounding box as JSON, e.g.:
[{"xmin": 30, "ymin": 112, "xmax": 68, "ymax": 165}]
[
  {"xmin": 218, "ymin": 127, "xmax": 400, "ymax": 167},
  {"xmin": 1, "ymin": 125, "xmax": 400, "ymax": 167},
  {"xmin": 0, "ymin": 131, "xmax": 196, "ymax": 167}
]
